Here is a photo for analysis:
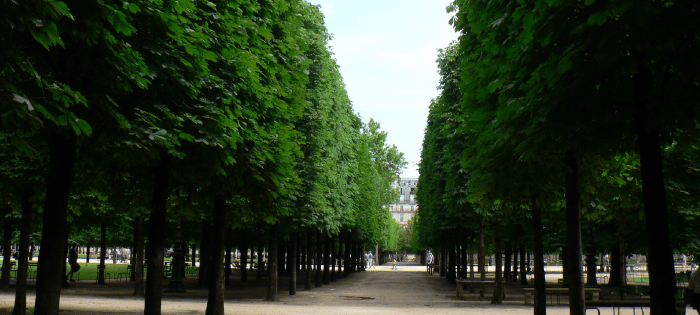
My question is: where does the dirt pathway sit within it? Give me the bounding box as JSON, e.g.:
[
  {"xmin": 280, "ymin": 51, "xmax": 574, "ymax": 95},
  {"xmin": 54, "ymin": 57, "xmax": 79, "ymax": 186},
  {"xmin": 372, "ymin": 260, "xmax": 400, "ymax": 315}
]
[{"xmin": 0, "ymin": 262, "xmax": 667, "ymax": 314}]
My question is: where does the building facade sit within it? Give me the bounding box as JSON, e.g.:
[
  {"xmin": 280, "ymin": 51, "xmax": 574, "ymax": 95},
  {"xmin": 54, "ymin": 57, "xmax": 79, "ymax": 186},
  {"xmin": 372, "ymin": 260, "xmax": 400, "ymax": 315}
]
[{"xmin": 387, "ymin": 177, "xmax": 418, "ymax": 226}]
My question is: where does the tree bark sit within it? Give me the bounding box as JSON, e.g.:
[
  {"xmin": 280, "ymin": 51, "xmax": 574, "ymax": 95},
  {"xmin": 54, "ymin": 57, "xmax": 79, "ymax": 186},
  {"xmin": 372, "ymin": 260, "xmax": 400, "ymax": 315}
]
[
  {"xmin": 205, "ymin": 195, "xmax": 226, "ymax": 315},
  {"xmin": 565, "ymin": 153, "xmax": 585, "ymax": 315},
  {"xmin": 343, "ymin": 233, "xmax": 350, "ymax": 277},
  {"xmin": 460, "ymin": 239, "xmax": 467, "ymax": 279},
  {"xmin": 224, "ymin": 236, "xmax": 231, "ymax": 287},
  {"xmin": 144, "ymin": 161, "xmax": 169, "ymax": 315},
  {"xmin": 1, "ymin": 206, "xmax": 13, "ymax": 291},
  {"xmin": 133, "ymin": 216, "xmax": 145, "ymax": 296},
  {"xmin": 323, "ymin": 233, "xmax": 331, "ymax": 285},
  {"xmin": 447, "ymin": 237, "xmax": 456, "ymax": 284},
  {"xmin": 330, "ymin": 234, "xmax": 336, "ymax": 282},
  {"xmin": 520, "ymin": 243, "xmax": 527, "ymax": 285},
  {"xmin": 469, "ymin": 233, "xmax": 475, "ymax": 293},
  {"xmin": 99, "ymin": 223, "xmax": 107, "ymax": 285},
  {"xmin": 490, "ymin": 220, "xmax": 502, "ymax": 304},
  {"xmin": 504, "ymin": 245, "xmax": 512, "ymax": 283},
  {"xmin": 198, "ymin": 220, "xmax": 212, "ymax": 288},
  {"xmin": 305, "ymin": 232, "xmax": 312, "ymax": 290},
  {"xmin": 13, "ymin": 191, "xmax": 34, "ymax": 315},
  {"xmin": 337, "ymin": 234, "xmax": 344, "ymax": 279},
  {"xmin": 278, "ymin": 239, "xmax": 285, "ymax": 276},
  {"xmin": 633, "ymin": 54, "xmax": 676, "ymax": 314},
  {"xmin": 289, "ymin": 232, "xmax": 297, "ymax": 295},
  {"xmin": 512, "ymin": 246, "xmax": 519, "ymax": 283},
  {"xmin": 240, "ymin": 231, "xmax": 248, "ymax": 283},
  {"xmin": 315, "ymin": 230, "xmax": 322, "ymax": 287},
  {"xmin": 479, "ymin": 219, "xmax": 486, "ymax": 297},
  {"xmin": 35, "ymin": 132, "xmax": 76, "ymax": 315},
  {"xmin": 264, "ymin": 222, "xmax": 279, "ymax": 301},
  {"xmin": 532, "ymin": 194, "xmax": 546, "ymax": 315}
]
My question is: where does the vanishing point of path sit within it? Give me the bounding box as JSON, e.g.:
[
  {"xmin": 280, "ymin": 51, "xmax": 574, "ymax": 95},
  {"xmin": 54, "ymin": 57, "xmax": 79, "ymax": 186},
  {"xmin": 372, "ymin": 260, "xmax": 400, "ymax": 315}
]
[{"xmin": 0, "ymin": 262, "xmax": 655, "ymax": 314}]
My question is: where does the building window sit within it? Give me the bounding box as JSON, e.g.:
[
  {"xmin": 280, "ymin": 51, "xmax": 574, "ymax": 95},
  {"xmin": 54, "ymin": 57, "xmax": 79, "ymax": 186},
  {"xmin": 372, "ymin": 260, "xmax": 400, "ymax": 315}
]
[
  {"xmin": 400, "ymin": 214, "xmax": 405, "ymax": 222},
  {"xmin": 389, "ymin": 205, "xmax": 394, "ymax": 211},
  {"xmin": 400, "ymin": 205, "xmax": 404, "ymax": 211}
]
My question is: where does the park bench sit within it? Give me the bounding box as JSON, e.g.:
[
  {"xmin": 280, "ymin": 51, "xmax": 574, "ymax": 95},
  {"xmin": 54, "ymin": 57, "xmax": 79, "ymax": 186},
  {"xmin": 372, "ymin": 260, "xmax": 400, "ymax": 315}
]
[
  {"xmin": 456, "ymin": 278, "xmax": 507, "ymax": 298},
  {"xmin": 523, "ymin": 287, "xmax": 601, "ymax": 305}
]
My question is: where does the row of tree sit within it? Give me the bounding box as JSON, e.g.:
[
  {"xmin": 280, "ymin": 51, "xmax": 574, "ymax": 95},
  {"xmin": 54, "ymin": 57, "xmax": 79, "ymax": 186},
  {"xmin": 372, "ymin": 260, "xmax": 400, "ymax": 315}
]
[
  {"xmin": 0, "ymin": 0, "xmax": 406, "ymax": 314},
  {"xmin": 416, "ymin": 1, "xmax": 700, "ymax": 315}
]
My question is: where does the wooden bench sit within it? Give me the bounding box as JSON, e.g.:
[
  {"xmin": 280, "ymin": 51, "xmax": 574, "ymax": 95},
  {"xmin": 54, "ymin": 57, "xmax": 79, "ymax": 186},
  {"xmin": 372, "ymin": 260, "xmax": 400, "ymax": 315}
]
[
  {"xmin": 523, "ymin": 287, "xmax": 601, "ymax": 305},
  {"xmin": 456, "ymin": 279, "xmax": 507, "ymax": 298}
]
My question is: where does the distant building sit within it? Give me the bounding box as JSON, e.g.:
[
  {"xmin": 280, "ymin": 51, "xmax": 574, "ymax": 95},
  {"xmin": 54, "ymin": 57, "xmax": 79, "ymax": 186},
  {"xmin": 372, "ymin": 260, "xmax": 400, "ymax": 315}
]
[{"xmin": 387, "ymin": 178, "xmax": 418, "ymax": 226}]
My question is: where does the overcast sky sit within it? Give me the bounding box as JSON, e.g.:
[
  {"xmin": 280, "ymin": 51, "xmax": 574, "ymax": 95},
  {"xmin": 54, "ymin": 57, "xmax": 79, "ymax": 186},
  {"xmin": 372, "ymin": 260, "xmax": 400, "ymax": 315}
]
[{"xmin": 309, "ymin": 0, "xmax": 459, "ymax": 178}]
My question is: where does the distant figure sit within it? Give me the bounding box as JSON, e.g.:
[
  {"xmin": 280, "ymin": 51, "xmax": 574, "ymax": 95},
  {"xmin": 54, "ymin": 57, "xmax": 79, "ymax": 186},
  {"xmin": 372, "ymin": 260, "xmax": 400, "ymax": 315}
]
[
  {"xmin": 689, "ymin": 264, "xmax": 700, "ymax": 314},
  {"xmin": 66, "ymin": 242, "xmax": 80, "ymax": 282},
  {"xmin": 392, "ymin": 257, "xmax": 397, "ymax": 270}
]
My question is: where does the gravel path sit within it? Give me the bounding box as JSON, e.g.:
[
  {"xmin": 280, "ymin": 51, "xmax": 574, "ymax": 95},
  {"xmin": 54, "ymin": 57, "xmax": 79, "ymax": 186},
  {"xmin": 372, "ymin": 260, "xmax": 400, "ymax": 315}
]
[{"xmin": 0, "ymin": 262, "xmax": 682, "ymax": 314}]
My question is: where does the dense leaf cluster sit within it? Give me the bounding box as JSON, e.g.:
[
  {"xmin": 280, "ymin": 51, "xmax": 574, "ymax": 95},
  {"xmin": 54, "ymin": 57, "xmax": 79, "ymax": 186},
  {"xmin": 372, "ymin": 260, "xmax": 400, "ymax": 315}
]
[{"xmin": 0, "ymin": 0, "xmax": 405, "ymax": 313}]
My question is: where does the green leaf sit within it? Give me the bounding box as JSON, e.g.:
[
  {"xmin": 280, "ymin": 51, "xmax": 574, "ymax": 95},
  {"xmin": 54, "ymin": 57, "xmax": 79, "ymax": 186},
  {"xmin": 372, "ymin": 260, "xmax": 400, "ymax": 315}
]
[{"xmin": 77, "ymin": 119, "xmax": 93, "ymax": 136}]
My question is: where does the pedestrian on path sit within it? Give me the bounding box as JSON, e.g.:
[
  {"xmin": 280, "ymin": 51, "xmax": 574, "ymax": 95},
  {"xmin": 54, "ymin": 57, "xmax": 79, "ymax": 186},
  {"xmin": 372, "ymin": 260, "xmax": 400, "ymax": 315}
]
[
  {"xmin": 66, "ymin": 242, "xmax": 80, "ymax": 282},
  {"xmin": 392, "ymin": 257, "xmax": 397, "ymax": 270}
]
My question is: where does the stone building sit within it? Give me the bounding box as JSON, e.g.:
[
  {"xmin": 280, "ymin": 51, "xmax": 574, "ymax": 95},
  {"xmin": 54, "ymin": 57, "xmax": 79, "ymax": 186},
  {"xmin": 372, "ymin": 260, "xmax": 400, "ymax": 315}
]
[{"xmin": 387, "ymin": 178, "xmax": 418, "ymax": 226}]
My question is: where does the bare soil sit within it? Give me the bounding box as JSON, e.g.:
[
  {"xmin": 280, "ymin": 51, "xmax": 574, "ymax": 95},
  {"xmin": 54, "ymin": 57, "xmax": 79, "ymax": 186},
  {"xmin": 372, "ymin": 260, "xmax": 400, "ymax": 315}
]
[{"xmin": 0, "ymin": 262, "xmax": 681, "ymax": 314}]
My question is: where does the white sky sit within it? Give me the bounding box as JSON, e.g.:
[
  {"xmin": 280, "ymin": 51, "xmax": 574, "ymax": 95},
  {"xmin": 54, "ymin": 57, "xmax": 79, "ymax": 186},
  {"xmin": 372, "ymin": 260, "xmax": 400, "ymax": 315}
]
[{"xmin": 309, "ymin": 0, "xmax": 459, "ymax": 178}]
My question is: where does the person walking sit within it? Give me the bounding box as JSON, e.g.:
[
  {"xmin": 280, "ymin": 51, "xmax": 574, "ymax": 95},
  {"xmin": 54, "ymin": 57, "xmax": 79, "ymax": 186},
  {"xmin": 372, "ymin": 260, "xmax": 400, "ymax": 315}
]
[
  {"xmin": 392, "ymin": 256, "xmax": 397, "ymax": 270},
  {"xmin": 66, "ymin": 242, "xmax": 80, "ymax": 282}
]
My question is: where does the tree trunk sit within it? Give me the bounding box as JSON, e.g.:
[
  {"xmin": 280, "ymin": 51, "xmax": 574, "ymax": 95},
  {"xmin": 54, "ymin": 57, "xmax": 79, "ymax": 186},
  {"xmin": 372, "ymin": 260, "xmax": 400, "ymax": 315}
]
[
  {"xmin": 439, "ymin": 245, "xmax": 446, "ymax": 277},
  {"xmin": 343, "ymin": 232, "xmax": 351, "ymax": 277},
  {"xmin": 479, "ymin": 219, "xmax": 486, "ymax": 297},
  {"xmin": 330, "ymin": 235, "xmax": 336, "ymax": 282},
  {"xmin": 240, "ymin": 231, "xmax": 248, "ymax": 283},
  {"xmin": 504, "ymin": 245, "xmax": 512, "ymax": 283},
  {"xmin": 133, "ymin": 217, "xmax": 145, "ymax": 296},
  {"xmin": 99, "ymin": 223, "xmax": 107, "ymax": 285},
  {"xmin": 257, "ymin": 236, "xmax": 263, "ymax": 280},
  {"xmin": 198, "ymin": 220, "xmax": 212, "ymax": 288},
  {"xmin": 491, "ymin": 220, "xmax": 502, "ymax": 304},
  {"xmin": 144, "ymin": 161, "xmax": 169, "ymax": 315},
  {"xmin": 278, "ymin": 239, "xmax": 285, "ymax": 276},
  {"xmin": 35, "ymin": 132, "xmax": 76, "ymax": 315},
  {"xmin": 1, "ymin": 206, "xmax": 13, "ymax": 291},
  {"xmin": 315, "ymin": 230, "xmax": 322, "ymax": 287},
  {"xmin": 520, "ymin": 243, "xmax": 527, "ymax": 285},
  {"xmin": 13, "ymin": 192, "xmax": 34, "ymax": 315},
  {"xmin": 205, "ymin": 195, "xmax": 226, "ymax": 315},
  {"xmin": 289, "ymin": 232, "xmax": 297, "ymax": 295},
  {"xmin": 565, "ymin": 153, "xmax": 585, "ymax": 315},
  {"xmin": 337, "ymin": 235, "xmax": 344, "ymax": 279},
  {"xmin": 460, "ymin": 239, "xmax": 467, "ymax": 279},
  {"xmin": 323, "ymin": 233, "xmax": 331, "ymax": 284},
  {"xmin": 585, "ymin": 221, "xmax": 598, "ymax": 287},
  {"xmin": 512, "ymin": 246, "xmax": 518, "ymax": 283},
  {"xmin": 469, "ymin": 234, "xmax": 475, "ymax": 293},
  {"xmin": 61, "ymin": 228, "xmax": 69, "ymax": 289},
  {"xmin": 633, "ymin": 54, "xmax": 676, "ymax": 314},
  {"xmin": 447, "ymin": 237, "xmax": 456, "ymax": 284},
  {"xmin": 224, "ymin": 236, "xmax": 231, "ymax": 287},
  {"xmin": 264, "ymin": 222, "xmax": 279, "ymax": 302},
  {"xmin": 351, "ymin": 239, "xmax": 358, "ymax": 272},
  {"xmin": 305, "ymin": 232, "xmax": 312, "ymax": 290},
  {"xmin": 532, "ymin": 194, "xmax": 546, "ymax": 315}
]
